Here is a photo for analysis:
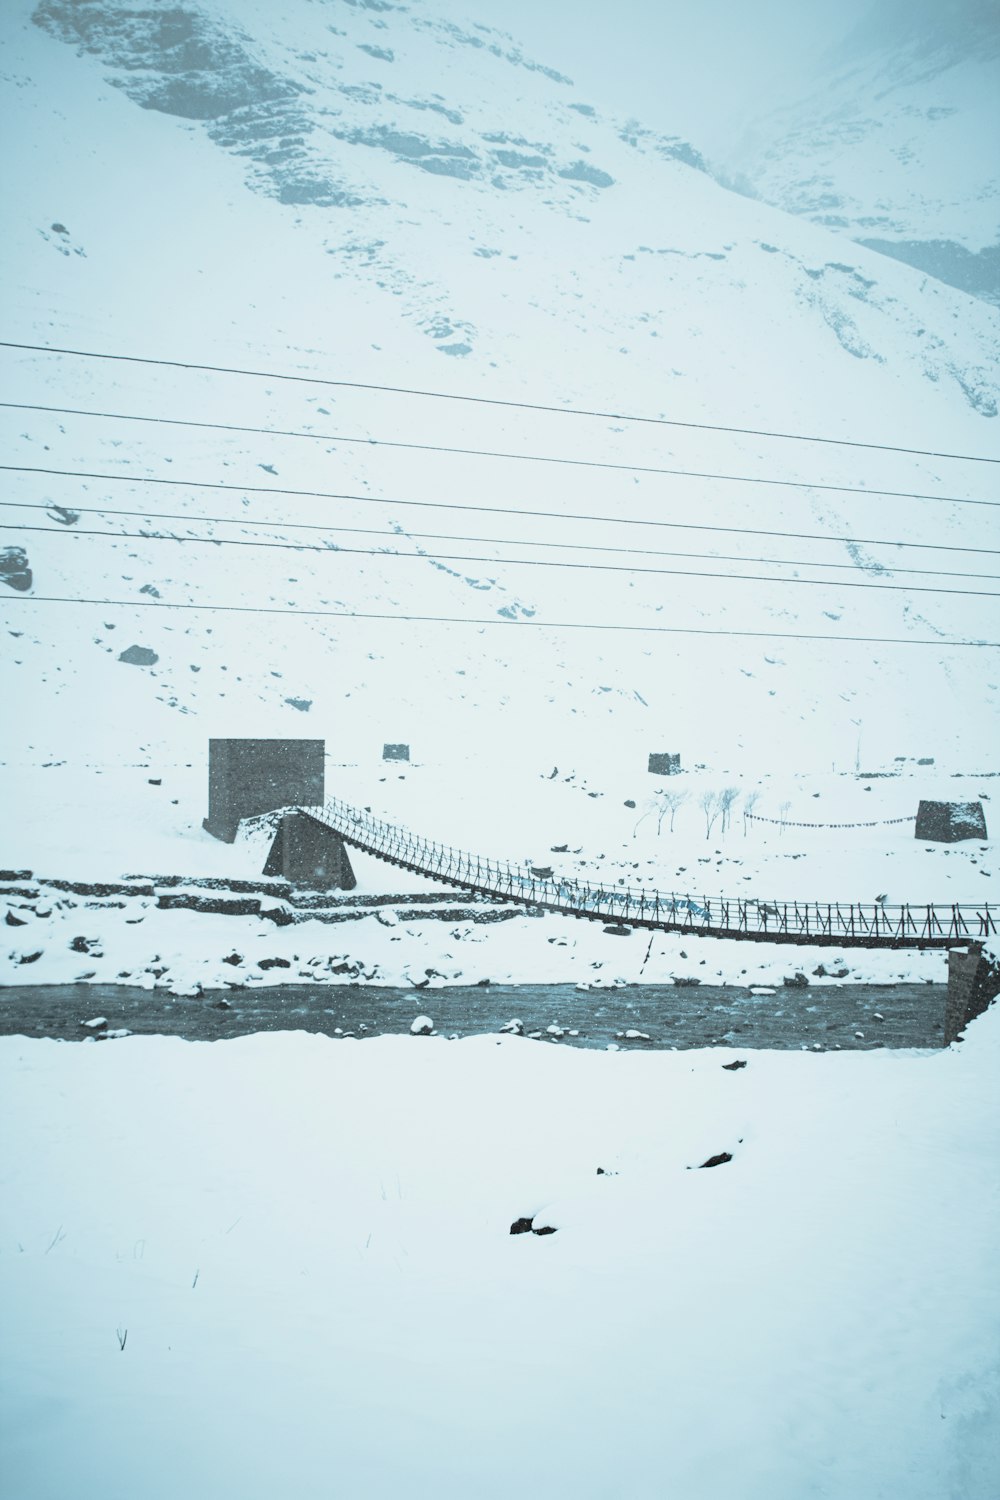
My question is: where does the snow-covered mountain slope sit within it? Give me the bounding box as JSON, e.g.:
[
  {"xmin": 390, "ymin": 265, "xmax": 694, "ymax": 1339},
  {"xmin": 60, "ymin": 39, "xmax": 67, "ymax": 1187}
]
[
  {"xmin": 1, "ymin": 0, "xmax": 998, "ymax": 878},
  {"xmin": 720, "ymin": 0, "xmax": 1000, "ymax": 304}
]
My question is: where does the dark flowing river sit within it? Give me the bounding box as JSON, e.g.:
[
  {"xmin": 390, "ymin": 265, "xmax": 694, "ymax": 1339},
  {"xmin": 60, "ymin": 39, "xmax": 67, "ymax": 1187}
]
[{"xmin": 0, "ymin": 981, "xmax": 947, "ymax": 1050}]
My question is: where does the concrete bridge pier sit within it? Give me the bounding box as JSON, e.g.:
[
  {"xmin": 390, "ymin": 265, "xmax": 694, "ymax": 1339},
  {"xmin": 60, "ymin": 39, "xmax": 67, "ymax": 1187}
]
[
  {"xmin": 944, "ymin": 944, "xmax": 1000, "ymax": 1044},
  {"xmin": 263, "ymin": 813, "xmax": 357, "ymax": 890}
]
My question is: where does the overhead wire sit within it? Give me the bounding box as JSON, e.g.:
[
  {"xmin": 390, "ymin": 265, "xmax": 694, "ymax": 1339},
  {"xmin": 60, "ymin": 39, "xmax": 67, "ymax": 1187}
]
[
  {"xmin": 6, "ymin": 593, "xmax": 997, "ymax": 647},
  {"xmin": 1, "ymin": 400, "xmax": 997, "ymax": 508},
  {"xmin": 2, "ymin": 498, "xmax": 996, "ymax": 579},
  {"xmin": 4, "ymin": 521, "xmax": 998, "ymax": 600},
  {"xmin": 2, "ymin": 336, "xmax": 998, "ymax": 465},
  {"xmin": 1, "ymin": 463, "xmax": 997, "ymax": 557}
]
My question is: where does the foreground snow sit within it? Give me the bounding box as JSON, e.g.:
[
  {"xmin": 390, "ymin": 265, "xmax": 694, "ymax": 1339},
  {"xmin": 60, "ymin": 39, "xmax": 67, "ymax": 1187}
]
[{"xmin": 2, "ymin": 1011, "xmax": 998, "ymax": 1498}]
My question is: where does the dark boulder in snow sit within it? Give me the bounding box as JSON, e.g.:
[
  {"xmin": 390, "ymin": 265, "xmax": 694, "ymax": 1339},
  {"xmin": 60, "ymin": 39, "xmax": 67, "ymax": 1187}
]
[
  {"xmin": 46, "ymin": 505, "xmax": 79, "ymax": 525},
  {"xmin": 0, "ymin": 546, "xmax": 32, "ymax": 591},
  {"xmin": 118, "ymin": 645, "xmax": 159, "ymax": 667},
  {"xmin": 509, "ymin": 1216, "xmax": 558, "ymax": 1235},
  {"xmin": 698, "ymin": 1151, "xmax": 733, "ymax": 1169}
]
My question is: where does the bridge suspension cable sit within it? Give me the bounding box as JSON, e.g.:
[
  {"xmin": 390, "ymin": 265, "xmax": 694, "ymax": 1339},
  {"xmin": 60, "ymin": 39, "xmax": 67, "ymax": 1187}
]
[{"xmin": 303, "ymin": 796, "xmax": 997, "ymax": 949}]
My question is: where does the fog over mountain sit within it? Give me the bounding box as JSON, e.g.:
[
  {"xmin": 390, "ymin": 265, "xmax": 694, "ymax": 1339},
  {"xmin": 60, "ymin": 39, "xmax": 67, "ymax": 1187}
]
[
  {"xmin": 724, "ymin": 0, "xmax": 1000, "ymax": 302},
  {"xmin": 1, "ymin": 0, "xmax": 998, "ymax": 789},
  {"xmin": 480, "ymin": 0, "xmax": 1000, "ymax": 303}
]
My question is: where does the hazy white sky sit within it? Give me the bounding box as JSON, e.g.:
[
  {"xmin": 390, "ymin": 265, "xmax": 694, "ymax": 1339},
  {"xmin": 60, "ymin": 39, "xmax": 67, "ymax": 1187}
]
[{"xmin": 459, "ymin": 0, "xmax": 875, "ymax": 156}]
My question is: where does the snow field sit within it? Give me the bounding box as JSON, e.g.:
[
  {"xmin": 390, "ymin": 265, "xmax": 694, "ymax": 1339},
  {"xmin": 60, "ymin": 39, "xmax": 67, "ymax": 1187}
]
[{"xmin": 2, "ymin": 1005, "xmax": 999, "ymax": 1498}]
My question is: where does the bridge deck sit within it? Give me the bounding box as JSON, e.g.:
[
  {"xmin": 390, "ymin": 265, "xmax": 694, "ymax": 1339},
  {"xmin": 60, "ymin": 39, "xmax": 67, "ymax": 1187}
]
[{"xmin": 298, "ymin": 800, "xmax": 995, "ymax": 951}]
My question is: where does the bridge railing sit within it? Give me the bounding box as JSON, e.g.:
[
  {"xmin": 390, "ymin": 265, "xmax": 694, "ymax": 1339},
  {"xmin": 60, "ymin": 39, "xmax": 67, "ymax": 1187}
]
[{"xmin": 300, "ymin": 797, "xmax": 995, "ymax": 949}]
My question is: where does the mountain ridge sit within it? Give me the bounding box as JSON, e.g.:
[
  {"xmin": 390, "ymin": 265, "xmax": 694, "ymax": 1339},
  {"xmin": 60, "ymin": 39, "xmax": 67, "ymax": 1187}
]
[{"xmin": 1, "ymin": 0, "xmax": 997, "ymax": 781}]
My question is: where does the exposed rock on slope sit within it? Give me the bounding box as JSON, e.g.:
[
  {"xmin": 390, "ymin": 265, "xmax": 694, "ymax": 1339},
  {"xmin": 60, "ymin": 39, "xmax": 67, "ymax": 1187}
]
[{"xmin": 0, "ymin": 547, "xmax": 32, "ymax": 592}]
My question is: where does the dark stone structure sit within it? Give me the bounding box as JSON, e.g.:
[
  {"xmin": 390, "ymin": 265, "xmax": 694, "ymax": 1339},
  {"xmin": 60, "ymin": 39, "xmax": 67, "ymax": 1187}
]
[
  {"xmin": 203, "ymin": 738, "xmax": 324, "ymax": 843},
  {"xmin": 914, "ymin": 800, "xmax": 988, "ymax": 843},
  {"xmin": 648, "ymin": 752, "xmax": 681, "ymax": 776},
  {"xmin": 944, "ymin": 944, "xmax": 1000, "ymax": 1045},
  {"xmin": 383, "ymin": 743, "xmax": 410, "ymax": 762},
  {"xmin": 262, "ymin": 813, "xmax": 356, "ymax": 890}
]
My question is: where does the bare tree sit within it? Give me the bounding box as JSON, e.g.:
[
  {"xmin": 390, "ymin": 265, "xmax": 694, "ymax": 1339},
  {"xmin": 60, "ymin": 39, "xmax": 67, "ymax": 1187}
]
[
  {"xmin": 700, "ymin": 789, "xmax": 722, "ymax": 840},
  {"xmin": 631, "ymin": 802, "xmax": 655, "ymax": 839},
  {"xmin": 742, "ymin": 790, "xmax": 760, "ymax": 836},
  {"xmin": 718, "ymin": 786, "xmax": 739, "ymax": 836},
  {"xmin": 779, "ymin": 799, "xmax": 792, "ymax": 835},
  {"xmin": 658, "ymin": 789, "xmax": 688, "ymax": 834}
]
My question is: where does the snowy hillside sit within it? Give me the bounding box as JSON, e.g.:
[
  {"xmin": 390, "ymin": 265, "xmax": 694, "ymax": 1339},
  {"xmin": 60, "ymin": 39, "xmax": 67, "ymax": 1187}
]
[
  {"xmin": 721, "ymin": 0, "xmax": 1000, "ymax": 303},
  {"xmin": 1, "ymin": 0, "xmax": 998, "ymax": 894}
]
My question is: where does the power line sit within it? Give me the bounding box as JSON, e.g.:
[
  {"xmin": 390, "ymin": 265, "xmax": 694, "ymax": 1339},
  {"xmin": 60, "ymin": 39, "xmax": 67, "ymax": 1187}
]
[
  {"xmin": 3, "ymin": 336, "xmax": 998, "ymax": 466},
  {"xmin": 3, "ymin": 462, "xmax": 996, "ymax": 557},
  {"xmin": 6, "ymin": 522, "xmax": 998, "ymax": 600},
  {"xmin": 5, "ymin": 593, "xmax": 996, "ymax": 647},
  {"xmin": 4, "ymin": 498, "xmax": 995, "ymax": 579},
  {"xmin": 2, "ymin": 400, "xmax": 997, "ymax": 509}
]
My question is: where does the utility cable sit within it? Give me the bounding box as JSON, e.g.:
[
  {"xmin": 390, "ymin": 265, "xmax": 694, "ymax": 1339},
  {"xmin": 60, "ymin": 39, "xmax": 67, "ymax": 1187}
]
[
  {"xmin": 4, "ymin": 593, "xmax": 996, "ymax": 647},
  {"xmin": 1, "ymin": 400, "xmax": 997, "ymax": 508},
  {"xmin": 2, "ymin": 337, "xmax": 998, "ymax": 465},
  {"xmin": 5, "ymin": 522, "xmax": 997, "ymax": 600},
  {"xmin": 2, "ymin": 499, "xmax": 995, "ymax": 579},
  {"xmin": 1, "ymin": 464, "xmax": 996, "ymax": 557}
]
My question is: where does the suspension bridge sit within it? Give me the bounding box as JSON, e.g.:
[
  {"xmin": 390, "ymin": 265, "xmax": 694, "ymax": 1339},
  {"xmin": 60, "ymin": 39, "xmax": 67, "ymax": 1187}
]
[{"xmin": 298, "ymin": 798, "xmax": 995, "ymax": 951}]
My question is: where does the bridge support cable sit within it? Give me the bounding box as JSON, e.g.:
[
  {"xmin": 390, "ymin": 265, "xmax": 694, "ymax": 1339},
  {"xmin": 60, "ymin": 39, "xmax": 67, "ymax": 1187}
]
[{"xmin": 298, "ymin": 798, "xmax": 995, "ymax": 950}]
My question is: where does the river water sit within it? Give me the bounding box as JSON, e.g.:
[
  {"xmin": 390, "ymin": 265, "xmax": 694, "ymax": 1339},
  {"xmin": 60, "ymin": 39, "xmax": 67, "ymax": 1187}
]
[{"xmin": 0, "ymin": 981, "xmax": 947, "ymax": 1050}]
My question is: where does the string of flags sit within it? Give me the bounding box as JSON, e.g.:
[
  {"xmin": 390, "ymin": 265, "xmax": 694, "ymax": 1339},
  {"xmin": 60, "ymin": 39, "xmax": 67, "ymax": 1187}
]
[{"xmin": 745, "ymin": 813, "xmax": 914, "ymax": 830}]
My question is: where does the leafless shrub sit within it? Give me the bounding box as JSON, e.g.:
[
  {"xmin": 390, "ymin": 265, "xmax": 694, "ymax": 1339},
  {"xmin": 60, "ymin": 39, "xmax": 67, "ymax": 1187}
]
[
  {"xmin": 718, "ymin": 787, "xmax": 739, "ymax": 835},
  {"xmin": 658, "ymin": 789, "xmax": 688, "ymax": 834},
  {"xmin": 700, "ymin": 790, "xmax": 722, "ymax": 840}
]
